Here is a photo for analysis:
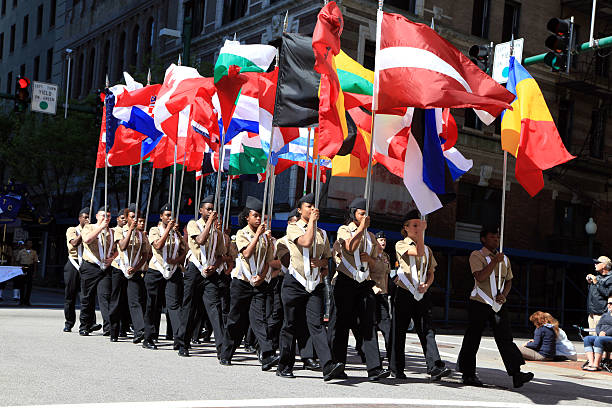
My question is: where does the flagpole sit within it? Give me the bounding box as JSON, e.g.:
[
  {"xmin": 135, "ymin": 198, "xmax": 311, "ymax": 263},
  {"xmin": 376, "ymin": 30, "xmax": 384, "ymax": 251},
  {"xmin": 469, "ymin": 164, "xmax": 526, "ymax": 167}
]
[
  {"xmin": 364, "ymin": 0, "xmax": 384, "ymax": 215},
  {"xmin": 129, "ymin": 159, "xmax": 144, "ymax": 265},
  {"xmin": 103, "ymin": 74, "xmax": 110, "ymax": 252},
  {"xmin": 313, "ymin": 154, "xmax": 322, "ymax": 260},
  {"xmin": 222, "ymin": 174, "xmax": 232, "ymax": 234},
  {"xmin": 89, "ymin": 166, "xmax": 98, "ymax": 220},
  {"xmin": 176, "ymin": 152, "xmax": 187, "ymax": 225},
  {"xmin": 145, "ymin": 166, "xmax": 155, "ymax": 232},
  {"xmin": 172, "ymin": 55, "xmax": 181, "ymax": 220},
  {"xmin": 194, "ymin": 174, "xmax": 199, "ymax": 219},
  {"xmin": 128, "ymin": 165, "xmax": 133, "ymax": 207},
  {"xmin": 303, "ymin": 127, "xmax": 312, "ymax": 196}
]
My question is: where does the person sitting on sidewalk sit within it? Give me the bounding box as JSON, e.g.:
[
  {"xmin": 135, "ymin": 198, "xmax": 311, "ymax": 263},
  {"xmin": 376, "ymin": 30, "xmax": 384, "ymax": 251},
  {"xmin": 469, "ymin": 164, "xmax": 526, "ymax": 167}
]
[
  {"xmin": 583, "ymin": 298, "xmax": 612, "ymax": 371},
  {"xmin": 541, "ymin": 312, "xmax": 577, "ymax": 361},
  {"xmin": 518, "ymin": 311, "xmax": 556, "ymax": 361}
]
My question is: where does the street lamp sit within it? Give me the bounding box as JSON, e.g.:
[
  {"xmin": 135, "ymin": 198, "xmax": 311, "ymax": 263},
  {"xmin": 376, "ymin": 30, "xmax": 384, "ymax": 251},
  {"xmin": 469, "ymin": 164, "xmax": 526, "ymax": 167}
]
[{"xmin": 585, "ymin": 217, "xmax": 597, "ymax": 257}]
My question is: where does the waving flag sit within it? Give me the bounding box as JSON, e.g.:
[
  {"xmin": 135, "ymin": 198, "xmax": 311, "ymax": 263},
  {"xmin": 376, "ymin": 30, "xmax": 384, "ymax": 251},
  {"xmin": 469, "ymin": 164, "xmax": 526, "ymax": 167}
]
[
  {"xmin": 501, "ymin": 57, "xmax": 574, "ymax": 196},
  {"xmin": 374, "ymin": 11, "xmax": 514, "ymax": 122},
  {"xmin": 335, "ymin": 50, "xmax": 374, "ymax": 109},
  {"xmin": 312, "ymin": 1, "xmax": 348, "ymax": 159},
  {"xmin": 229, "ymin": 131, "xmax": 267, "ymax": 175},
  {"xmin": 214, "ymin": 40, "xmax": 276, "ymax": 83}
]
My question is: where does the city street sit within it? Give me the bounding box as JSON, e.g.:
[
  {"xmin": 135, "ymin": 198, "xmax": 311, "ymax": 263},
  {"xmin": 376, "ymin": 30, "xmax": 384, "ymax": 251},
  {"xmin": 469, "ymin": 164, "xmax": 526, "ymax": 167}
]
[{"xmin": 0, "ymin": 289, "xmax": 610, "ymax": 408}]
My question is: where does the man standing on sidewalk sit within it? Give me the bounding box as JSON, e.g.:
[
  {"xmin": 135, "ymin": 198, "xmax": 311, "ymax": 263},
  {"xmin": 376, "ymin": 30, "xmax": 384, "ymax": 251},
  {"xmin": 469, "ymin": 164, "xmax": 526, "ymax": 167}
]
[
  {"xmin": 15, "ymin": 240, "xmax": 38, "ymax": 306},
  {"xmin": 586, "ymin": 256, "xmax": 612, "ymax": 329}
]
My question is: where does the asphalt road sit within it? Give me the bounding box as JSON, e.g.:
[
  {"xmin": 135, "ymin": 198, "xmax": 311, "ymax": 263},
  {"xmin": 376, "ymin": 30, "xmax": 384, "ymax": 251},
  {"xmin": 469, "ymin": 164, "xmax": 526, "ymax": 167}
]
[{"xmin": 0, "ymin": 289, "xmax": 611, "ymax": 408}]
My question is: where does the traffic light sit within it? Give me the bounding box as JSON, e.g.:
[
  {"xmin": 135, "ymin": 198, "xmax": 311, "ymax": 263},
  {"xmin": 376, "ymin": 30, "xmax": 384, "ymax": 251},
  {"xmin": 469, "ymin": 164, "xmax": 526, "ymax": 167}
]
[
  {"xmin": 469, "ymin": 44, "xmax": 493, "ymax": 74},
  {"xmin": 544, "ymin": 17, "xmax": 574, "ymax": 73},
  {"xmin": 14, "ymin": 76, "xmax": 30, "ymax": 112}
]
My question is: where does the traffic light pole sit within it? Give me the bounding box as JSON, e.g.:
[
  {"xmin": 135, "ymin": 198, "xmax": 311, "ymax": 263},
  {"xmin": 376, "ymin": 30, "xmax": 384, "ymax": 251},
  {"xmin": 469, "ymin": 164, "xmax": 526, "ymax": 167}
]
[{"xmin": 524, "ymin": 35, "xmax": 612, "ymax": 67}]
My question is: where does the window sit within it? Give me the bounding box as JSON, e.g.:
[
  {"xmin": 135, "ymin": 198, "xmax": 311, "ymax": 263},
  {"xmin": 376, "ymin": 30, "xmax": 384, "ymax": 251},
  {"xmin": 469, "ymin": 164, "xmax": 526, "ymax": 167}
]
[
  {"xmin": 558, "ymin": 99, "xmax": 574, "ymax": 150},
  {"xmin": 457, "ymin": 183, "xmax": 502, "ymax": 227},
  {"xmin": 6, "ymin": 71, "xmax": 11, "ymax": 93},
  {"xmin": 589, "ymin": 107, "xmax": 606, "ymax": 159},
  {"xmin": 36, "ymin": 4, "xmax": 43, "ymax": 36},
  {"xmin": 130, "ymin": 25, "xmax": 139, "ymax": 68},
  {"xmin": 501, "ymin": 1, "xmax": 520, "ymax": 42},
  {"xmin": 1, "ymin": 0, "xmax": 5, "ymax": 16},
  {"xmin": 49, "ymin": 0, "xmax": 56, "ymax": 28},
  {"xmin": 33, "ymin": 55, "xmax": 40, "ymax": 80},
  {"xmin": 9, "ymin": 24, "xmax": 14, "ymax": 53},
  {"xmin": 114, "ymin": 32, "xmax": 126, "ymax": 80},
  {"xmin": 471, "ymin": 0, "xmax": 490, "ymax": 39},
  {"xmin": 12, "ymin": 0, "xmax": 16, "ymax": 8},
  {"xmin": 554, "ymin": 201, "xmax": 590, "ymax": 239},
  {"xmin": 464, "ymin": 109, "xmax": 482, "ymax": 131},
  {"xmin": 0, "ymin": 33, "xmax": 3, "ymax": 60},
  {"xmin": 595, "ymin": 50, "xmax": 610, "ymax": 78},
  {"xmin": 222, "ymin": 0, "xmax": 247, "ymax": 24},
  {"xmin": 20, "ymin": 63, "xmax": 25, "ymax": 77},
  {"xmin": 386, "ymin": 0, "xmax": 417, "ymax": 13},
  {"xmin": 46, "ymin": 47, "xmax": 53, "ymax": 80},
  {"xmin": 22, "ymin": 14, "xmax": 28, "ymax": 45},
  {"xmin": 363, "ymin": 40, "xmax": 376, "ymax": 71}
]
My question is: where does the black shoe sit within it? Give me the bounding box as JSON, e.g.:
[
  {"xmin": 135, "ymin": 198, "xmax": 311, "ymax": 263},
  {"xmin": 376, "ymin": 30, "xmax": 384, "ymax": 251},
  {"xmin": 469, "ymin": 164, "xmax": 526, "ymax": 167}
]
[
  {"xmin": 429, "ymin": 366, "xmax": 452, "ymax": 380},
  {"xmin": 110, "ymin": 336, "xmax": 118, "ymax": 342},
  {"xmin": 202, "ymin": 329, "xmax": 212, "ymax": 342},
  {"xmin": 132, "ymin": 333, "xmax": 144, "ymax": 344},
  {"xmin": 276, "ymin": 367, "xmax": 296, "ymax": 378},
  {"xmin": 334, "ymin": 371, "xmax": 348, "ymax": 379},
  {"xmin": 261, "ymin": 355, "xmax": 280, "ymax": 371},
  {"xmin": 219, "ymin": 359, "xmax": 232, "ymax": 366},
  {"xmin": 244, "ymin": 345, "xmax": 254, "ymax": 353},
  {"xmin": 192, "ymin": 339, "xmax": 202, "ymax": 345},
  {"xmin": 79, "ymin": 330, "xmax": 89, "ymax": 336},
  {"xmin": 367, "ymin": 367, "xmax": 391, "ymax": 381},
  {"xmin": 63, "ymin": 326, "xmax": 72, "ymax": 333},
  {"xmin": 391, "ymin": 371, "xmax": 407, "ymax": 379},
  {"xmin": 302, "ymin": 358, "xmax": 321, "ymax": 371},
  {"xmin": 178, "ymin": 346, "xmax": 190, "ymax": 357},
  {"xmin": 142, "ymin": 340, "xmax": 157, "ymax": 350},
  {"xmin": 173, "ymin": 343, "xmax": 180, "ymax": 351},
  {"xmin": 323, "ymin": 362, "xmax": 345, "ymax": 381},
  {"xmin": 88, "ymin": 324, "xmax": 102, "ymax": 332},
  {"xmin": 462, "ymin": 375, "xmax": 484, "ymax": 387},
  {"xmin": 102, "ymin": 331, "xmax": 110, "ymax": 337},
  {"xmin": 166, "ymin": 334, "xmax": 174, "ymax": 341},
  {"xmin": 512, "ymin": 372, "xmax": 534, "ymax": 388},
  {"xmin": 119, "ymin": 331, "xmax": 127, "ymax": 338}
]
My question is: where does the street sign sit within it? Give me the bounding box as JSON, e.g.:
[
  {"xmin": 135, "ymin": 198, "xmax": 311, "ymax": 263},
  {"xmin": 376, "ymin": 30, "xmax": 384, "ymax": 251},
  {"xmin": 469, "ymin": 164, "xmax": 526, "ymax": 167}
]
[
  {"xmin": 492, "ymin": 38, "xmax": 524, "ymax": 84},
  {"xmin": 30, "ymin": 81, "xmax": 58, "ymax": 115}
]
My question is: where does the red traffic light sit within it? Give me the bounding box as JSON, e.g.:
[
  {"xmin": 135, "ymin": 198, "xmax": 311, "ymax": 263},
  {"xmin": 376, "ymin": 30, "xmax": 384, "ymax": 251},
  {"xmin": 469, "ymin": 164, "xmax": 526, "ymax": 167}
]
[
  {"xmin": 17, "ymin": 77, "xmax": 30, "ymax": 89},
  {"xmin": 547, "ymin": 18, "xmax": 572, "ymax": 36}
]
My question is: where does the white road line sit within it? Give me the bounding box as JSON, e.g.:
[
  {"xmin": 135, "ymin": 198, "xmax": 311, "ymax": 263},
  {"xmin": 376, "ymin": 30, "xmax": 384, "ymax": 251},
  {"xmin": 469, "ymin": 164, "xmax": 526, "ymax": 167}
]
[{"xmin": 10, "ymin": 398, "xmax": 601, "ymax": 408}]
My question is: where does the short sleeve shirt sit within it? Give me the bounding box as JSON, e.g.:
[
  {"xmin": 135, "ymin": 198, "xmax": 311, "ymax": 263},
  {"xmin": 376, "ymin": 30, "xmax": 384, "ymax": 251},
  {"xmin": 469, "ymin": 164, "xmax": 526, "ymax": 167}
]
[
  {"xmin": 110, "ymin": 226, "xmax": 125, "ymax": 269},
  {"xmin": 469, "ymin": 247, "xmax": 513, "ymax": 304},
  {"xmin": 334, "ymin": 222, "xmax": 379, "ymax": 280},
  {"xmin": 276, "ymin": 235, "xmax": 291, "ymax": 273},
  {"xmin": 286, "ymin": 219, "xmax": 332, "ymax": 280},
  {"xmin": 395, "ymin": 237, "xmax": 437, "ymax": 291},
  {"xmin": 148, "ymin": 223, "xmax": 184, "ymax": 273},
  {"xmin": 82, "ymin": 224, "xmax": 114, "ymax": 266},
  {"xmin": 15, "ymin": 249, "xmax": 38, "ymax": 265},
  {"xmin": 116, "ymin": 225, "xmax": 146, "ymax": 270},
  {"xmin": 186, "ymin": 218, "xmax": 225, "ymax": 265},
  {"xmin": 66, "ymin": 225, "xmax": 83, "ymax": 260},
  {"xmin": 371, "ymin": 251, "xmax": 391, "ymax": 294},
  {"xmin": 233, "ymin": 225, "xmax": 274, "ymax": 282}
]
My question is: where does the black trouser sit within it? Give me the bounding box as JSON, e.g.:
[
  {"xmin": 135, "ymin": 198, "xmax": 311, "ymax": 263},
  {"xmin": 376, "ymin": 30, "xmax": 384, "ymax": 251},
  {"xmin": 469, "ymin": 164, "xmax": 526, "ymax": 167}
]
[
  {"xmin": 267, "ymin": 275, "xmax": 284, "ymax": 351},
  {"xmin": 119, "ymin": 278, "xmax": 131, "ymax": 334},
  {"xmin": 190, "ymin": 294, "xmax": 209, "ymax": 341},
  {"xmin": 79, "ymin": 261, "xmax": 107, "ymax": 331},
  {"xmin": 278, "ymin": 273, "xmax": 333, "ymax": 371},
  {"xmin": 19, "ymin": 265, "xmax": 34, "ymax": 305},
  {"xmin": 63, "ymin": 260, "xmax": 80, "ymax": 329},
  {"xmin": 109, "ymin": 268, "xmax": 127, "ymax": 338},
  {"xmin": 220, "ymin": 278, "xmax": 274, "ymax": 361},
  {"xmin": 219, "ymin": 273, "xmax": 232, "ymax": 327},
  {"xmin": 457, "ymin": 300, "xmax": 525, "ymax": 377},
  {"xmin": 97, "ymin": 268, "xmax": 112, "ymax": 334},
  {"xmin": 126, "ymin": 271, "xmax": 147, "ymax": 336},
  {"xmin": 330, "ymin": 272, "xmax": 382, "ymax": 371},
  {"xmin": 391, "ymin": 287, "xmax": 443, "ymax": 374},
  {"xmin": 178, "ymin": 263, "xmax": 226, "ymax": 354},
  {"xmin": 355, "ymin": 293, "xmax": 392, "ymax": 360},
  {"xmin": 143, "ymin": 269, "xmax": 183, "ymax": 343}
]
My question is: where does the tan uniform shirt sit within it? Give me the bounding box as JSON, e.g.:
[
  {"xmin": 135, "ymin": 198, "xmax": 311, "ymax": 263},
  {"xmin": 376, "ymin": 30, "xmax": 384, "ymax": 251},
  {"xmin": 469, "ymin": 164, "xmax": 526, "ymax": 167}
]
[
  {"xmin": 186, "ymin": 218, "xmax": 226, "ymax": 268},
  {"xmin": 286, "ymin": 219, "xmax": 332, "ymax": 282},
  {"xmin": 276, "ymin": 235, "xmax": 291, "ymax": 275},
  {"xmin": 110, "ymin": 226, "xmax": 124, "ymax": 269},
  {"xmin": 82, "ymin": 224, "xmax": 115, "ymax": 267},
  {"xmin": 232, "ymin": 225, "xmax": 274, "ymax": 282},
  {"xmin": 372, "ymin": 251, "xmax": 391, "ymax": 294},
  {"xmin": 66, "ymin": 225, "xmax": 83, "ymax": 261},
  {"xmin": 334, "ymin": 222, "xmax": 381, "ymax": 281},
  {"xmin": 116, "ymin": 226, "xmax": 147, "ymax": 275},
  {"xmin": 395, "ymin": 238, "xmax": 437, "ymax": 291},
  {"xmin": 469, "ymin": 247, "xmax": 513, "ymax": 305},
  {"xmin": 15, "ymin": 248, "xmax": 38, "ymax": 265},
  {"xmin": 148, "ymin": 223, "xmax": 185, "ymax": 274}
]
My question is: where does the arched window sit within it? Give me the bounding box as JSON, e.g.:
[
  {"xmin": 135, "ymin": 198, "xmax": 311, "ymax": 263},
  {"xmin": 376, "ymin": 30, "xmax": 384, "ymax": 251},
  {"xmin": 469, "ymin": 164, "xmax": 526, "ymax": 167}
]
[
  {"xmin": 73, "ymin": 52, "xmax": 84, "ymax": 98},
  {"xmin": 101, "ymin": 39, "xmax": 110, "ymax": 86},
  {"xmin": 144, "ymin": 17, "xmax": 154, "ymax": 61},
  {"xmin": 85, "ymin": 47, "xmax": 95, "ymax": 93},
  {"xmin": 130, "ymin": 25, "xmax": 140, "ymax": 68},
  {"xmin": 114, "ymin": 31, "xmax": 126, "ymax": 81}
]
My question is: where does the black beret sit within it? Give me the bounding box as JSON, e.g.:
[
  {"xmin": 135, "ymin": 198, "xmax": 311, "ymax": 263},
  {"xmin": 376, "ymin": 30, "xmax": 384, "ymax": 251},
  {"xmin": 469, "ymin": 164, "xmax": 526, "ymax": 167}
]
[
  {"xmin": 78, "ymin": 207, "xmax": 89, "ymax": 217},
  {"xmin": 403, "ymin": 210, "xmax": 421, "ymax": 223},
  {"xmin": 127, "ymin": 203, "xmax": 137, "ymax": 213},
  {"xmin": 200, "ymin": 195, "xmax": 214, "ymax": 207},
  {"xmin": 349, "ymin": 197, "xmax": 367, "ymax": 210},
  {"xmin": 245, "ymin": 196, "xmax": 263, "ymax": 213},
  {"xmin": 297, "ymin": 193, "xmax": 315, "ymax": 206},
  {"xmin": 375, "ymin": 231, "xmax": 386, "ymax": 239},
  {"xmin": 159, "ymin": 203, "xmax": 172, "ymax": 214},
  {"xmin": 97, "ymin": 206, "xmax": 109, "ymax": 214},
  {"xmin": 288, "ymin": 208, "xmax": 300, "ymax": 220}
]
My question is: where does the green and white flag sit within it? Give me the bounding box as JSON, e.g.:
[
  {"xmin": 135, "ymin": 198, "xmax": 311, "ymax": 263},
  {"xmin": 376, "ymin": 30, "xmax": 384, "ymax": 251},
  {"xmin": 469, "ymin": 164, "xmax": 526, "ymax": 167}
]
[
  {"xmin": 214, "ymin": 40, "xmax": 277, "ymax": 83},
  {"xmin": 229, "ymin": 131, "xmax": 267, "ymax": 175}
]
